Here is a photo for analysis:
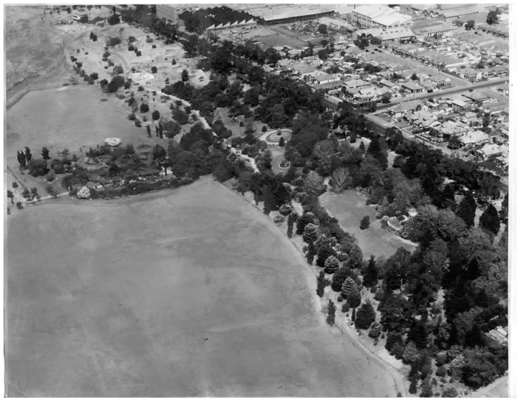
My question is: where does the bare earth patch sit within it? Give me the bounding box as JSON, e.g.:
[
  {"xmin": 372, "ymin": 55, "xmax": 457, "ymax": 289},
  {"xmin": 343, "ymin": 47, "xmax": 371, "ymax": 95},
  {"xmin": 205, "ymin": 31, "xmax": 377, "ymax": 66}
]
[{"xmin": 6, "ymin": 177, "xmax": 404, "ymax": 397}]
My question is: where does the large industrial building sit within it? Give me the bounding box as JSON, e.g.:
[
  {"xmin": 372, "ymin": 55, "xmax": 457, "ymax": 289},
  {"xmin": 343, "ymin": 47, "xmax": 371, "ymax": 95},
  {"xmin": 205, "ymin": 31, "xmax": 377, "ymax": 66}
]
[
  {"xmin": 156, "ymin": 4, "xmax": 178, "ymax": 24},
  {"xmin": 226, "ymin": 4, "xmax": 336, "ymax": 25},
  {"xmin": 349, "ymin": 5, "xmax": 413, "ymax": 29}
]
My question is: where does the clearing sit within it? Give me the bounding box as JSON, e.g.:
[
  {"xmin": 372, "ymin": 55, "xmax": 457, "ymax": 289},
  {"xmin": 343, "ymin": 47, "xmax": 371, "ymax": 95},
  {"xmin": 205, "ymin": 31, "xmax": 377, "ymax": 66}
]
[
  {"xmin": 320, "ymin": 190, "xmax": 417, "ymax": 259},
  {"xmin": 6, "ymin": 177, "xmax": 405, "ymax": 397}
]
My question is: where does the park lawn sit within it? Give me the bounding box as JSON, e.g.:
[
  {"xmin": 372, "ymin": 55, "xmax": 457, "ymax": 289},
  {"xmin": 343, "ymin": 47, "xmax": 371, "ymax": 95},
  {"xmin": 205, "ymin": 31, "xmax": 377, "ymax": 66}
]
[
  {"xmin": 320, "ymin": 190, "xmax": 417, "ymax": 259},
  {"xmin": 6, "ymin": 177, "xmax": 404, "ymax": 397}
]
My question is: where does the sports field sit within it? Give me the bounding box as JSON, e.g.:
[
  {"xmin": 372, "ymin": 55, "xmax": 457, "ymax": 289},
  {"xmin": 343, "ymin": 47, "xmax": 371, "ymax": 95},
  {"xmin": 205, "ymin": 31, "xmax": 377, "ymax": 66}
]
[
  {"xmin": 5, "ymin": 177, "xmax": 405, "ymax": 397},
  {"xmin": 320, "ymin": 190, "xmax": 417, "ymax": 259}
]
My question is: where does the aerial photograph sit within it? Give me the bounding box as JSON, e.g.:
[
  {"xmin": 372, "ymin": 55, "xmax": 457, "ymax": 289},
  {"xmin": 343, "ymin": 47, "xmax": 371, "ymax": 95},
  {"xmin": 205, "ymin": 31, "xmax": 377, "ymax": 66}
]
[{"xmin": 4, "ymin": 2, "xmax": 510, "ymax": 397}]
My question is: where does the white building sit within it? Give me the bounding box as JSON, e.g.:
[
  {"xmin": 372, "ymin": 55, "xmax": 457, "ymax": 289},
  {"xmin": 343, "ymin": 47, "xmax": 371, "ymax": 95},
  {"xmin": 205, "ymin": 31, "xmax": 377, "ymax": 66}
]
[{"xmin": 349, "ymin": 5, "xmax": 412, "ymax": 29}]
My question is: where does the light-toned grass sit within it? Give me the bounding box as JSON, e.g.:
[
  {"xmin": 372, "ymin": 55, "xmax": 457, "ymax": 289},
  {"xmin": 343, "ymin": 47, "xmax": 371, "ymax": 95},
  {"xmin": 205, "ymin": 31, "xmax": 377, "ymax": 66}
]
[
  {"xmin": 6, "ymin": 177, "xmax": 405, "ymax": 397},
  {"xmin": 320, "ymin": 190, "xmax": 417, "ymax": 259}
]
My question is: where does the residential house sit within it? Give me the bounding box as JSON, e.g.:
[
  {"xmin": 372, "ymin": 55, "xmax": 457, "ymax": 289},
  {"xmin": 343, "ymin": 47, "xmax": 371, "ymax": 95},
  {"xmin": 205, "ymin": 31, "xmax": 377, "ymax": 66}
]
[
  {"xmin": 450, "ymin": 98, "xmax": 469, "ymax": 111},
  {"xmin": 476, "ymin": 143, "xmax": 508, "ymax": 161},
  {"xmin": 461, "ymin": 69, "xmax": 482, "ymax": 83},
  {"xmin": 342, "ymin": 79, "xmax": 371, "ymax": 91},
  {"xmin": 277, "ymin": 59, "xmax": 294, "ymax": 69},
  {"xmin": 459, "ymin": 130, "xmax": 489, "ymax": 146},
  {"xmin": 486, "ymin": 326, "xmax": 508, "ymax": 345},
  {"xmin": 405, "ymin": 110, "xmax": 438, "ymax": 129},
  {"xmin": 401, "ymin": 81, "xmax": 425, "ymax": 94},
  {"xmin": 379, "ymin": 79, "xmax": 400, "ymax": 92}
]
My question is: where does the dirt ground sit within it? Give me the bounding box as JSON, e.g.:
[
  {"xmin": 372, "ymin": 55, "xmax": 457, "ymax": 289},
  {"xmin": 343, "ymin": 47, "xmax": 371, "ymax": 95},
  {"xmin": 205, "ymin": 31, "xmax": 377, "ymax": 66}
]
[
  {"xmin": 5, "ymin": 177, "xmax": 405, "ymax": 397},
  {"xmin": 320, "ymin": 190, "xmax": 417, "ymax": 259}
]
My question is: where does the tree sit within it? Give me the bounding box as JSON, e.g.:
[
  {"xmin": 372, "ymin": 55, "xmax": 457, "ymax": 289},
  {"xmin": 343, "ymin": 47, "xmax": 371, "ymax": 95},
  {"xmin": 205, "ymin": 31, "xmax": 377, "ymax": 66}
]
[
  {"xmin": 326, "ymin": 300, "xmax": 336, "ymax": 326},
  {"xmin": 181, "ymin": 69, "xmax": 190, "ymax": 82},
  {"xmin": 324, "ymin": 255, "xmax": 340, "ymax": 274},
  {"xmin": 107, "ymin": 75, "xmax": 125, "ymax": 93},
  {"xmin": 486, "ymin": 9, "xmax": 500, "ymax": 25},
  {"xmin": 316, "ymin": 244, "xmax": 334, "ymax": 267},
  {"xmin": 317, "ymin": 49, "xmax": 328, "ymax": 61},
  {"xmin": 341, "ymin": 277, "xmax": 360, "ymax": 307},
  {"xmin": 442, "ymin": 387, "xmax": 458, "ymax": 397},
  {"xmin": 456, "ymin": 193, "xmax": 477, "ymax": 228},
  {"xmin": 304, "ymin": 171, "xmax": 326, "ymax": 196},
  {"xmin": 278, "ymin": 137, "xmax": 285, "ymax": 147},
  {"xmin": 140, "ymin": 103, "xmax": 150, "ymax": 113},
  {"xmin": 25, "ymin": 146, "xmax": 32, "ymax": 162},
  {"xmin": 360, "ymin": 216, "xmax": 370, "ymax": 230},
  {"xmin": 27, "ymin": 159, "xmax": 48, "ymax": 177},
  {"xmin": 152, "ymin": 144, "xmax": 167, "ymax": 160},
  {"xmin": 368, "ymin": 321, "xmax": 382, "ymax": 339},
  {"xmin": 296, "ymin": 212, "xmax": 315, "ymax": 235},
  {"xmin": 465, "ymin": 20, "xmax": 475, "ymax": 30},
  {"xmin": 7, "ymin": 190, "xmax": 14, "ymax": 204},
  {"xmin": 330, "ymin": 167, "xmax": 352, "ymax": 192},
  {"xmin": 420, "ymin": 378, "xmax": 433, "ymax": 397},
  {"xmin": 382, "ymin": 92, "xmax": 392, "ymax": 104},
  {"xmin": 287, "ymin": 213, "xmax": 295, "ymax": 238},
  {"xmin": 152, "ymin": 110, "xmax": 161, "ymax": 120},
  {"xmin": 479, "ymin": 204, "xmax": 500, "ymax": 235},
  {"xmin": 171, "ymin": 58, "xmax": 177, "ymax": 65},
  {"xmin": 107, "ymin": 13, "xmax": 120, "ymax": 25},
  {"xmin": 348, "ymin": 245, "xmax": 363, "ymax": 269},
  {"xmin": 355, "ymin": 300, "xmax": 376, "ymax": 330},
  {"xmin": 316, "ymin": 273, "xmax": 326, "ymax": 297},
  {"xmin": 402, "ymin": 341, "xmax": 419, "ymax": 364},
  {"xmin": 303, "ymin": 223, "xmax": 319, "ymax": 244},
  {"xmin": 318, "ymin": 23, "xmax": 328, "ymax": 35},
  {"xmin": 363, "ymin": 255, "xmax": 378, "ymax": 288},
  {"xmin": 30, "ymin": 187, "xmax": 39, "ymax": 198},
  {"xmin": 331, "ymin": 267, "xmax": 353, "ymax": 292},
  {"xmin": 41, "ymin": 147, "xmax": 50, "ymax": 160}
]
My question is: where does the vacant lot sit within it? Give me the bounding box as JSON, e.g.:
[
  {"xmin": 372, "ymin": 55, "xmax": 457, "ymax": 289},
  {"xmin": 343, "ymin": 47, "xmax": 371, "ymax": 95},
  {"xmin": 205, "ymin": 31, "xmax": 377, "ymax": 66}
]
[
  {"xmin": 6, "ymin": 177, "xmax": 405, "ymax": 397},
  {"xmin": 320, "ymin": 190, "xmax": 417, "ymax": 259}
]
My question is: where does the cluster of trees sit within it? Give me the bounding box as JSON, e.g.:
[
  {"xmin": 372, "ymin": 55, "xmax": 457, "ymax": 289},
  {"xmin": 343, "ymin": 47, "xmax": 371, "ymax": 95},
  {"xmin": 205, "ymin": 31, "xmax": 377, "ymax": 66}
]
[{"xmin": 162, "ymin": 39, "xmax": 325, "ymax": 131}]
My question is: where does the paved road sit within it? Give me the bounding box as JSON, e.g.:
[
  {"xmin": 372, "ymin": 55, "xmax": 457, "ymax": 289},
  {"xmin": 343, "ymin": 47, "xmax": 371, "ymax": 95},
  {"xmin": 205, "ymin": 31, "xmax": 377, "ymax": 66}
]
[{"xmin": 376, "ymin": 77, "xmax": 509, "ymax": 111}]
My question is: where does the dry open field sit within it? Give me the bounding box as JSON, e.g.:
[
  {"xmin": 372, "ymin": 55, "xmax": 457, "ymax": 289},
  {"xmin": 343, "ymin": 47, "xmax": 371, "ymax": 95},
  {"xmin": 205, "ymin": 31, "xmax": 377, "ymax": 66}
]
[
  {"xmin": 5, "ymin": 177, "xmax": 406, "ymax": 397},
  {"xmin": 5, "ymin": 6, "xmax": 74, "ymax": 107},
  {"xmin": 320, "ymin": 190, "xmax": 417, "ymax": 259},
  {"xmin": 5, "ymin": 86, "xmax": 147, "ymax": 165}
]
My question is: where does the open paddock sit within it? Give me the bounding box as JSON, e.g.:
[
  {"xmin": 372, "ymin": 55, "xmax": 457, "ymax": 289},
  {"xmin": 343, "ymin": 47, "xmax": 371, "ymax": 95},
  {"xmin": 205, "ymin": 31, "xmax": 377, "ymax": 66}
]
[
  {"xmin": 6, "ymin": 177, "xmax": 405, "ymax": 397},
  {"xmin": 5, "ymin": 86, "xmax": 148, "ymax": 165}
]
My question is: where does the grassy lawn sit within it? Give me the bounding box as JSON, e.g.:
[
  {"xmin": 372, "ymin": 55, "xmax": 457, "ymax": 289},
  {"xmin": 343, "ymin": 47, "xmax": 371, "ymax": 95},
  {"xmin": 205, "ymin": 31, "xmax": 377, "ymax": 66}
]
[
  {"xmin": 6, "ymin": 177, "xmax": 404, "ymax": 397},
  {"xmin": 256, "ymin": 33, "xmax": 307, "ymax": 49},
  {"xmin": 320, "ymin": 190, "xmax": 417, "ymax": 259}
]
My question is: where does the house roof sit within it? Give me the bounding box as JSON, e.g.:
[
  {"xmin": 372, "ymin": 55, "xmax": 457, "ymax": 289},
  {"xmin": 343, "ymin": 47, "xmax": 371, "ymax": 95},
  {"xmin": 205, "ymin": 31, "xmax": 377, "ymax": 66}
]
[
  {"xmin": 380, "ymin": 79, "xmax": 398, "ymax": 88},
  {"xmin": 401, "ymin": 81, "xmax": 424, "ymax": 90},
  {"xmin": 478, "ymin": 143, "xmax": 508, "ymax": 157},
  {"xmin": 460, "ymin": 130, "xmax": 488, "ymax": 145},
  {"xmin": 343, "ymin": 79, "xmax": 370, "ymax": 89}
]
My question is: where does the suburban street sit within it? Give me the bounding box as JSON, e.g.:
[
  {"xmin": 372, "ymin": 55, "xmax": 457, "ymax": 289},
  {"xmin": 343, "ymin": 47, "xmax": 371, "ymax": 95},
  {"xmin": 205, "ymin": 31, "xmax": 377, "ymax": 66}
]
[{"xmin": 376, "ymin": 77, "xmax": 509, "ymax": 110}]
